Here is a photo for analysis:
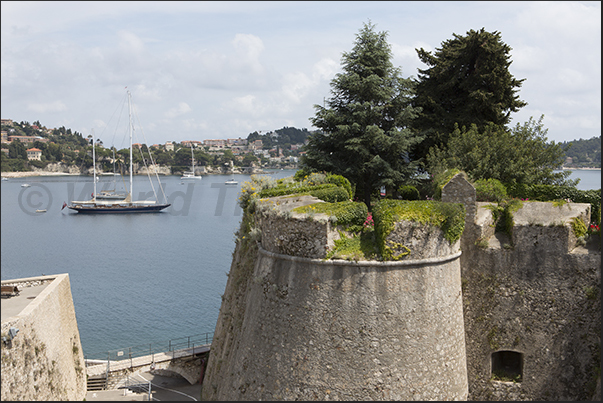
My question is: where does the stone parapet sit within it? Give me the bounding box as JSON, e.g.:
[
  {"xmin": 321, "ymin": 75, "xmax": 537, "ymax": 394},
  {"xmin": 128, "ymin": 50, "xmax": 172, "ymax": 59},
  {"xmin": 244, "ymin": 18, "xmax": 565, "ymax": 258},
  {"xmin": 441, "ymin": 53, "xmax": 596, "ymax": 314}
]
[
  {"xmin": 255, "ymin": 195, "xmax": 336, "ymax": 259},
  {"xmin": 385, "ymin": 220, "xmax": 460, "ymax": 260},
  {"xmin": 511, "ymin": 201, "xmax": 591, "ymax": 253}
]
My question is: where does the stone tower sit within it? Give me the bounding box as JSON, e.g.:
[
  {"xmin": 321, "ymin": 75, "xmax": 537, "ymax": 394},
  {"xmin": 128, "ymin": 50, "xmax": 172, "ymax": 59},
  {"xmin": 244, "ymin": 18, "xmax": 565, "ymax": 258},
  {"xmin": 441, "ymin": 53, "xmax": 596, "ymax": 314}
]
[{"xmin": 202, "ymin": 195, "xmax": 469, "ymax": 400}]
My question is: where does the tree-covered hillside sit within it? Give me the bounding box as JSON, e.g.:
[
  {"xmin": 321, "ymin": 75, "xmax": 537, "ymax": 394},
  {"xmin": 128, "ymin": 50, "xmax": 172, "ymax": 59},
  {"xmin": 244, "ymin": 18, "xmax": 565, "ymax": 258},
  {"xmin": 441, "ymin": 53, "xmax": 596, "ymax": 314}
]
[
  {"xmin": 560, "ymin": 136, "xmax": 601, "ymax": 168},
  {"xmin": 246, "ymin": 126, "xmax": 311, "ymax": 149}
]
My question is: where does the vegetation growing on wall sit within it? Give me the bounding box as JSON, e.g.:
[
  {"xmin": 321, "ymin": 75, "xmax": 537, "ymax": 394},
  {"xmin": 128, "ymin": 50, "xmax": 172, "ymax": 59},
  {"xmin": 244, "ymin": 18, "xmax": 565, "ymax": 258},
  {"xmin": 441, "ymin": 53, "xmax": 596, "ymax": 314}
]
[
  {"xmin": 293, "ymin": 201, "xmax": 367, "ymax": 229},
  {"xmin": 372, "ymin": 199, "xmax": 465, "ymax": 260},
  {"xmin": 485, "ymin": 198, "xmax": 523, "ymax": 241}
]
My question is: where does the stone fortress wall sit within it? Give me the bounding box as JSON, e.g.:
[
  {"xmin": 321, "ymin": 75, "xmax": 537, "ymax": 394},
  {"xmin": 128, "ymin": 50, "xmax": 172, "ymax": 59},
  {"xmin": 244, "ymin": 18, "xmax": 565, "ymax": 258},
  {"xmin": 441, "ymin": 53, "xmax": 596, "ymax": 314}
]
[
  {"xmin": 1, "ymin": 274, "xmax": 87, "ymax": 401},
  {"xmin": 449, "ymin": 175, "xmax": 601, "ymax": 401},
  {"xmin": 204, "ymin": 194, "xmax": 468, "ymax": 400},
  {"xmin": 203, "ymin": 174, "xmax": 600, "ymax": 401}
]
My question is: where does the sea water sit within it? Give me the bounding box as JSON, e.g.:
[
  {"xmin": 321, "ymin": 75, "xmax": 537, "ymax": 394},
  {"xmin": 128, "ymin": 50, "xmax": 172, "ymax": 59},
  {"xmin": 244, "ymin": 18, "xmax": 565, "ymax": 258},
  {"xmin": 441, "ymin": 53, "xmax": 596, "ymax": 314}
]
[{"xmin": 1, "ymin": 170, "xmax": 295, "ymax": 357}]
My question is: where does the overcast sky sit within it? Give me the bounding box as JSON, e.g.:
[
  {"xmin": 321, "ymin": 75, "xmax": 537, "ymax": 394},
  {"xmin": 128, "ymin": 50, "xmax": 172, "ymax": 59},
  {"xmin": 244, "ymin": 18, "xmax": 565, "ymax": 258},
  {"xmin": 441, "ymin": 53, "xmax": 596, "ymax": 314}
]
[{"xmin": 1, "ymin": 1, "xmax": 600, "ymax": 147}]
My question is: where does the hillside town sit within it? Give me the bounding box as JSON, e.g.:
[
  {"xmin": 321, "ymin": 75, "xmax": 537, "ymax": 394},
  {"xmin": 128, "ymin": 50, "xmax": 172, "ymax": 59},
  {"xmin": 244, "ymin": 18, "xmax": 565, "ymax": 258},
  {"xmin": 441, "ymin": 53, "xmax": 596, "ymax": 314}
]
[{"xmin": 1, "ymin": 118, "xmax": 310, "ymax": 174}]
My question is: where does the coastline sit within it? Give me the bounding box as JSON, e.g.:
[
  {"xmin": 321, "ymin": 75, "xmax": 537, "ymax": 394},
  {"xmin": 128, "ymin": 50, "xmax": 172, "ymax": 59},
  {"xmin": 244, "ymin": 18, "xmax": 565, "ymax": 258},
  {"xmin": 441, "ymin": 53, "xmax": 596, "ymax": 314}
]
[
  {"xmin": 1, "ymin": 171, "xmax": 79, "ymax": 178},
  {"xmin": 2, "ymin": 166, "xmax": 597, "ymax": 179},
  {"xmin": 1, "ymin": 168, "xmax": 285, "ymax": 178}
]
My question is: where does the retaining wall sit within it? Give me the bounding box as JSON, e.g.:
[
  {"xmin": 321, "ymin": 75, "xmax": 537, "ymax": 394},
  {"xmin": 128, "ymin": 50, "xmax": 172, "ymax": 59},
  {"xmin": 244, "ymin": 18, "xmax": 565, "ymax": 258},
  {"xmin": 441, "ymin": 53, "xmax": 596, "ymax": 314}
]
[{"xmin": 1, "ymin": 274, "xmax": 87, "ymax": 401}]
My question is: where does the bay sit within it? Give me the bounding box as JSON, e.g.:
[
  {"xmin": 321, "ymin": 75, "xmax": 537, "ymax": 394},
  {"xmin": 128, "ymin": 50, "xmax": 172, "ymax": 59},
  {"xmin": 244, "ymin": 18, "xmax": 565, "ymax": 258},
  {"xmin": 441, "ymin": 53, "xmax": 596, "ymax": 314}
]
[
  {"xmin": 555, "ymin": 169, "xmax": 601, "ymax": 191},
  {"xmin": 1, "ymin": 170, "xmax": 296, "ymax": 358}
]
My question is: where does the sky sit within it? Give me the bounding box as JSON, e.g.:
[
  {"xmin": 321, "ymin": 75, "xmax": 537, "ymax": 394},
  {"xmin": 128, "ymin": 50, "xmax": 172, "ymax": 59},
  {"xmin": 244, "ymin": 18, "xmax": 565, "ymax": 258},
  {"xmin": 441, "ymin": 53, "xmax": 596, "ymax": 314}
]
[{"xmin": 1, "ymin": 1, "xmax": 600, "ymax": 147}]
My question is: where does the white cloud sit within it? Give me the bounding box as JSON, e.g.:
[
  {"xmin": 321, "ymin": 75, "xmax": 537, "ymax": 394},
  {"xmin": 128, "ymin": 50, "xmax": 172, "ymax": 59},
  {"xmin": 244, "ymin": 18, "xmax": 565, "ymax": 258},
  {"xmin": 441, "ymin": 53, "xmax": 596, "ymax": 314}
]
[
  {"xmin": 165, "ymin": 102, "xmax": 192, "ymax": 118},
  {"xmin": 231, "ymin": 33, "xmax": 265, "ymax": 75},
  {"xmin": 27, "ymin": 101, "xmax": 68, "ymax": 113},
  {"xmin": 0, "ymin": 1, "xmax": 599, "ymax": 144}
]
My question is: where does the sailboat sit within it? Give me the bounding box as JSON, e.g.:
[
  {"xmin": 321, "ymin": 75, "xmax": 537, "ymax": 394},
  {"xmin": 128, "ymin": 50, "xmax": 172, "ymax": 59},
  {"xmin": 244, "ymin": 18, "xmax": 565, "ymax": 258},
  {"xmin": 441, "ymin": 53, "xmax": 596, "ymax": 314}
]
[
  {"xmin": 225, "ymin": 160, "xmax": 238, "ymax": 185},
  {"xmin": 95, "ymin": 147, "xmax": 126, "ymax": 200},
  {"xmin": 180, "ymin": 144, "xmax": 202, "ymax": 180},
  {"xmin": 66, "ymin": 91, "xmax": 171, "ymax": 213}
]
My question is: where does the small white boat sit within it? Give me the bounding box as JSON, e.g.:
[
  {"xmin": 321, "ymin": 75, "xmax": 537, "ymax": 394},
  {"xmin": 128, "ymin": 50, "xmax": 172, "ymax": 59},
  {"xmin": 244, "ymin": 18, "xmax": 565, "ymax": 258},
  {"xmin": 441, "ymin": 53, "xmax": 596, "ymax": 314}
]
[
  {"xmin": 225, "ymin": 161, "xmax": 237, "ymax": 185},
  {"xmin": 180, "ymin": 144, "xmax": 202, "ymax": 180},
  {"xmin": 1, "ymin": 177, "xmax": 8, "ymax": 181},
  {"xmin": 21, "ymin": 183, "xmax": 31, "ymax": 188},
  {"xmin": 35, "ymin": 209, "xmax": 47, "ymax": 213}
]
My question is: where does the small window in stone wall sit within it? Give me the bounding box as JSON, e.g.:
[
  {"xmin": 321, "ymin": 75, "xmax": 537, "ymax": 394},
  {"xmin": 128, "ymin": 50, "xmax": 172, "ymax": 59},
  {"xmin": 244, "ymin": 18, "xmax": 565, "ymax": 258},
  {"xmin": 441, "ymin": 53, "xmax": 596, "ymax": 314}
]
[{"xmin": 491, "ymin": 350, "xmax": 523, "ymax": 382}]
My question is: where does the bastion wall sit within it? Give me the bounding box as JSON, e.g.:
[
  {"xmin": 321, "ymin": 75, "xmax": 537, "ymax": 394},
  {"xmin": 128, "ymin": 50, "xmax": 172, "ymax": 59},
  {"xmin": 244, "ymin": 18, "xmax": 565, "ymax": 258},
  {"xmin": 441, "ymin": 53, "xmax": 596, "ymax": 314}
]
[
  {"xmin": 203, "ymin": 195, "xmax": 469, "ymax": 400},
  {"xmin": 458, "ymin": 200, "xmax": 600, "ymax": 400},
  {"xmin": 204, "ymin": 175, "xmax": 600, "ymax": 401},
  {"xmin": 1, "ymin": 274, "xmax": 87, "ymax": 401}
]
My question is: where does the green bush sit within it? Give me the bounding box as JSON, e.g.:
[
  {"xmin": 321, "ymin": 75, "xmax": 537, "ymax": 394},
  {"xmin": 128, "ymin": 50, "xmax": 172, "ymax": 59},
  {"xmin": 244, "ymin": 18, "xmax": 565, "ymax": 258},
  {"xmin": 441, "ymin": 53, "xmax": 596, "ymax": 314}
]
[
  {"xmin": 310, "ymin": 186, "xmax": 350, "ymax": 203},
  {"xmin": 293, "ymin": 201, "xmax": 367, "ymax": 228},
  {"xmin": 258, "ymin": 183, "xmax": 337, "ymax": 198},
  {"xmin": 398, "ymin": 185, "xmax": 420, "ymax": 200},
  {"xmin": 474, "ymin": 178, "xmax": 507, "ymax": 202},
  {"xmin": 326, "ymin": 173, "xmax": 353, "ymax": 199}
]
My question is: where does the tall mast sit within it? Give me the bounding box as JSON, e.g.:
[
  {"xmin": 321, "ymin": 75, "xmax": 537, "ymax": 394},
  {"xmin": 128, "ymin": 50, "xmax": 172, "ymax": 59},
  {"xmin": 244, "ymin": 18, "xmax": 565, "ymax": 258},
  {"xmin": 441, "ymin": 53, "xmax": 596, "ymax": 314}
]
[
  {"xmin": 112, "ymin": 147, "xmax": 116, "ymax": 189},
  {"xmin": 128, "ymin": 90, "xmax": 133, "ymax": 199},
  {"xmin": 90, "ymin": 132, "xmax": 97, "ymax": 199}
]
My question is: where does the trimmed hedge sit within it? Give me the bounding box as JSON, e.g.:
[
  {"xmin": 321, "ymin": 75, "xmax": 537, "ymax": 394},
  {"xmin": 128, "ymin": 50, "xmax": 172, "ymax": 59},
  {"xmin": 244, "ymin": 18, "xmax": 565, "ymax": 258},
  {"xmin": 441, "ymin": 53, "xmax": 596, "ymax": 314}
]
[
  {"xmin": 293, "ymin": 201, "xmax": 368, "ymax": 228},
  {"xmin": 310, "ymin": 186, "xmax": 350, "ymax": 203},
  {"xmin": 258, "ymin": 183, "xmax": 338, "ymax": 198},
  {"xmin": 398, "ymin": 185, "xmax": 421, "ymax": 200}
]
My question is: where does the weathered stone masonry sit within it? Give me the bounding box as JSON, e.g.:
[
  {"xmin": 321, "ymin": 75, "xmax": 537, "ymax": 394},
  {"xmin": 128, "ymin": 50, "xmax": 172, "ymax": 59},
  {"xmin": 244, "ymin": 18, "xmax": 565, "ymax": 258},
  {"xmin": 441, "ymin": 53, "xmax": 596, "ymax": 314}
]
[
  {"xmin": 1, "ymin": 274, "xmax": 87, "ymax": 401},
  {"xmin": 204, "ymin": 174, "xmax": 600, "ymax": 401}
]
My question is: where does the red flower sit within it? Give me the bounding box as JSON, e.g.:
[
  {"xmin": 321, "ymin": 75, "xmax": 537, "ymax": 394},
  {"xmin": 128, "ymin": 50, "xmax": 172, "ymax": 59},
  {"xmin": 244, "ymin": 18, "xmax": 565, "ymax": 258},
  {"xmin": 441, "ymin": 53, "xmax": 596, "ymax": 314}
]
[{"xmin": 364, "ymin": 212, "xmax": 374, "ymax": 228}]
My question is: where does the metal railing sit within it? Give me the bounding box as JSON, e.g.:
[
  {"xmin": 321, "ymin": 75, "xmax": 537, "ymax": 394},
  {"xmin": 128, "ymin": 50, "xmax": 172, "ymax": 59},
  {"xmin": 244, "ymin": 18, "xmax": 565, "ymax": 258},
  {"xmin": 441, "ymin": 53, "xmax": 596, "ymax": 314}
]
[
  {"xmin": 84, "ymin": 331, "xmax": 213, "ymax": 365},
  {"xmin": 123, "ymin": 373, "xmax": 152, "ymax": 401}
]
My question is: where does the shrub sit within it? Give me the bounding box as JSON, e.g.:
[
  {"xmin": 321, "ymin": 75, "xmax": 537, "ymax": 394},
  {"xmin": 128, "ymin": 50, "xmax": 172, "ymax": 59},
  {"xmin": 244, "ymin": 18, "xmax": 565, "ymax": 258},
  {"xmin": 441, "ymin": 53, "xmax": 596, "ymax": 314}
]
[
  {"xmin": 238, "ymin": 174, "xmax": 278, "ymax": 210},
  {"xmin": 310, "ymin": 186, "xmax": 350, "ymax": 203},
  {"xmin": 302, "ymin": 172, "xmax": 327, "ymax": 186},
  {"xmin": 325, "ymin": 173, "xmax": 353, "ymax": 199},
  {"xmin": 398, "ymin": 185, "xmax": 420, "ymax": 200},
  {"xmin": 293, "ymin": 201, "xmax": 367, "ymax": 228},
  {"xmin": 570, "ymin": 216, "xmax": 588, "ymax": 239},
  {"xmin": 258, "ymin": 183, "xmax": 334, "ymax": 198},
  {"xmin": 474, "ymin": 178, "xmax": 507, "ymax": 202}
]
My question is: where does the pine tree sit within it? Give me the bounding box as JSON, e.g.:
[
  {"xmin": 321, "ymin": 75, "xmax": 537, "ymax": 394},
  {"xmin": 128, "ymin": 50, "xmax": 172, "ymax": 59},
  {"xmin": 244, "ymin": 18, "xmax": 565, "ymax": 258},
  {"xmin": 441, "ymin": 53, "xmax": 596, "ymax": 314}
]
[
  {"xmin": 412, "ymin": 28, "xmax": 527, "ymax": 162},
  {"xmin": 301, "ymin": 21, "xmax": 423, "ymax": 209}
]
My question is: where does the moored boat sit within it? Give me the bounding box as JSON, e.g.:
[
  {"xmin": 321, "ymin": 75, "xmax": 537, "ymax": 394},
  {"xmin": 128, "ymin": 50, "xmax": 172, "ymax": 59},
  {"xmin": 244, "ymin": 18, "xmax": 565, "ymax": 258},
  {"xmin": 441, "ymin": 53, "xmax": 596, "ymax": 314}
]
[{"xmin": 66, "ymin": 91, "xmax": 170, "ymax": 214}]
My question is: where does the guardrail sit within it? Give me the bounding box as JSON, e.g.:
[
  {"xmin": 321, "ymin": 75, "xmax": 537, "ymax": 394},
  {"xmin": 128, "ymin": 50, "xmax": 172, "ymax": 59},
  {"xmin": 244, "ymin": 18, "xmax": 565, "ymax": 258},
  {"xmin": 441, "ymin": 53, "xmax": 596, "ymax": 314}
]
[{"xmin": 84, "ymin": 332, "xmax": 213, "ymax": 364}]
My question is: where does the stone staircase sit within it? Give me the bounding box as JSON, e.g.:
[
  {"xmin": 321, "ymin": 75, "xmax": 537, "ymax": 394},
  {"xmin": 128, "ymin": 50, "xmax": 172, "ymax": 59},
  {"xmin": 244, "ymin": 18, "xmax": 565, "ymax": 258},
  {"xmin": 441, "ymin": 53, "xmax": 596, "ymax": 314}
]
[
  {"xmin": 86, "ymin": 374, "xmax": 107, "ymax": 391},
  {"xmin": 87, "ymin": 371, "xmax": 126, "ymax": 391}
]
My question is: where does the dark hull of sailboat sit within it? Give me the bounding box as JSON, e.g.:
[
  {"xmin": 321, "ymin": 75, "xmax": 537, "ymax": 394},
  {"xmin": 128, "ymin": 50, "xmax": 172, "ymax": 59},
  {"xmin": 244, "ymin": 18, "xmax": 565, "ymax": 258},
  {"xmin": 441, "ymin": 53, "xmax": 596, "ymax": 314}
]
[{"xmin": 68, "ymin": 204, "xmax": 171, "ymax": 214}]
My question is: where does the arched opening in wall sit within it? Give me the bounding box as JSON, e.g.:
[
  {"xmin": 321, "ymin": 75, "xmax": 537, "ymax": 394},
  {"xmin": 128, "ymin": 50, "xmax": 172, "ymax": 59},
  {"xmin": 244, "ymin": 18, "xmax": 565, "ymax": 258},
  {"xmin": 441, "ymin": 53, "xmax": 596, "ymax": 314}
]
[{"xmin": 491, "ymin": 350, "xmax": 523, "ymax": 382}]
